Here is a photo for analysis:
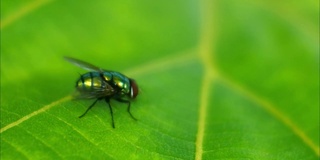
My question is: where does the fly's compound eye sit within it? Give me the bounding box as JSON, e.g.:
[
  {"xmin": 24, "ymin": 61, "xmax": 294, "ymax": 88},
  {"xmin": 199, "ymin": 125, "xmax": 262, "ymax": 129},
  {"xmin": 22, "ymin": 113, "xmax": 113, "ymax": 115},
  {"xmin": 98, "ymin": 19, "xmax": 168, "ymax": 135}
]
[{"xmin": 130, "ymin": 79, "xmax": 139, "ymax": 99}]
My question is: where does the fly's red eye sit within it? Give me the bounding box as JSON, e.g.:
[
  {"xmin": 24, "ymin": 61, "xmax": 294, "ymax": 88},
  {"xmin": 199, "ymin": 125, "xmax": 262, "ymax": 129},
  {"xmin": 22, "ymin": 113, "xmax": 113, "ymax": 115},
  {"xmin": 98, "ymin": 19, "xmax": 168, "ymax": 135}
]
[{"xmin": 130, "ymin": 79, "xmax": 139, "ymax": 98}]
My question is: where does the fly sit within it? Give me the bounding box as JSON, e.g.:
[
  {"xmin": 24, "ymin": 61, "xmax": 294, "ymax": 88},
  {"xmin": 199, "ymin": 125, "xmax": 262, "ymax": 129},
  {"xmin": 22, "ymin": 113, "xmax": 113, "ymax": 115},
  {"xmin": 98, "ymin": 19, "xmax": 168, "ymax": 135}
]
[{"xmin": 64, "ymin": 57, "xmax": 139, "ymax": 128}]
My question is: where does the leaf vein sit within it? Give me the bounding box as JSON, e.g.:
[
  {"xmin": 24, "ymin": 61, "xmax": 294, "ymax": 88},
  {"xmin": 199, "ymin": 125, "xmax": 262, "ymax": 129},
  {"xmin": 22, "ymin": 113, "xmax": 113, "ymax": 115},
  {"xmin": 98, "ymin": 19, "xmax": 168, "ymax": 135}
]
[
  {"xmin": 0, "ymin": 96, "xmax": 72, "ymax": 133},
  {"xmin": 1, "ymin": 138, "xmax": 30, "ymax": 159},
  {"xmin": 195, "ymin": 0, "xmax": 216, "ymax": 159},
  {"xmin": 53, "ymin": 115, "xmax": 114, "ymax": 159},
  {"xmin": 217, "ymin": 74, "xmax": 320, "ymax": 156},
  {"xmin": 20, "ymin": 125, "xmax": 64, "ymax": 159},
  {"xmin": 1, "ymin": 0, "xmax": 53, "ymax": 30}
]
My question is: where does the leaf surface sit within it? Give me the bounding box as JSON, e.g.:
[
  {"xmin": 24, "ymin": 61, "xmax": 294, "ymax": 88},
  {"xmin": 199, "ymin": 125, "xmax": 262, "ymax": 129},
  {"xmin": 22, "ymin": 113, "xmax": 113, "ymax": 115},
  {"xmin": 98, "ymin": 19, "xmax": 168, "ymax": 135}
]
[{"xmin": 1, "ymin": 0, "xmax": 319, "ymax": 159}]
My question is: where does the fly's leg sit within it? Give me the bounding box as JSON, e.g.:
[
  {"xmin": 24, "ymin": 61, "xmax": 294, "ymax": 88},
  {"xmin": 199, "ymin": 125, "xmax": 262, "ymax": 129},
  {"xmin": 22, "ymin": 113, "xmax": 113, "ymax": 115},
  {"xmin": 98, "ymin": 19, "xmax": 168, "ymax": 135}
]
[
  {"xmin": 105, "ymin": 98, "xmax": 115, "ymax": 128},
  {"xmin": 115, "ymin": 98, "xmax": 137, "ymax": 121},
  {"xmin": 79, "ymin": 98, "xmax": 99, "ymax": 118}
]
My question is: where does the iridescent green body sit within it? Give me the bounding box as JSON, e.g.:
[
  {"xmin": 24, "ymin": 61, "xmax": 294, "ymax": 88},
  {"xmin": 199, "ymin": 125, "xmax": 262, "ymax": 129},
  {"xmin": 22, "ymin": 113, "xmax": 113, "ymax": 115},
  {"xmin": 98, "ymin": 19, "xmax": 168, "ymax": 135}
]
[
  {"xmin": 65, "ymin": 56, "xmax": 139, "ymax": 128},
  {"xmin": 76, "ymin": 71, "xmax": 131, "ymax": 98}
]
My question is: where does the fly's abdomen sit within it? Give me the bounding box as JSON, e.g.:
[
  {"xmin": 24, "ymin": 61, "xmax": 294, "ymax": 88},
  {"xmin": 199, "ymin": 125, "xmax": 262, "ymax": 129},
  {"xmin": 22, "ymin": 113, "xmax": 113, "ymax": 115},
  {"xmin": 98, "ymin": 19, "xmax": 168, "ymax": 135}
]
[{"xmin": 76, "ymin": 72, "xmax": 104, "ymax": 90}]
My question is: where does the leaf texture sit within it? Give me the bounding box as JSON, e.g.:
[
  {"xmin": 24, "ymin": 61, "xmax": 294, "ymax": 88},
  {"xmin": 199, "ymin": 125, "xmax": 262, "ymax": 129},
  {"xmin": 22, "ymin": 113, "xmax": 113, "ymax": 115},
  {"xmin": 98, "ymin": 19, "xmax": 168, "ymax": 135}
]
[{"xmin": 1, "ymin": 0, "xmax": 319, "ymax": 159}]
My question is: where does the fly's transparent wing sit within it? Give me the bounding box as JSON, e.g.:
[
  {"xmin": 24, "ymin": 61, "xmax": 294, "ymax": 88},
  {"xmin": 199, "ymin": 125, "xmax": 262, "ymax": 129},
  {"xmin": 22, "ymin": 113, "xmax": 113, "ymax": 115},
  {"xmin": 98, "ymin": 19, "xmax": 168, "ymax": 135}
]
[{"xmin": 64, "ymin": 56, "xmax": 103, "ymax": 72}]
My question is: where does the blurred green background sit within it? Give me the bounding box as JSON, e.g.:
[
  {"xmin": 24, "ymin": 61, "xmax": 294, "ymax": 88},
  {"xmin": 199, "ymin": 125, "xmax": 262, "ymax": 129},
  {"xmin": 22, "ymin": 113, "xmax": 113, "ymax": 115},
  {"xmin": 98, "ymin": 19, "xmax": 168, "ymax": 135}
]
[{"xmin": 1, "ymin": 0, "xmax": 319, "ymax": 159}]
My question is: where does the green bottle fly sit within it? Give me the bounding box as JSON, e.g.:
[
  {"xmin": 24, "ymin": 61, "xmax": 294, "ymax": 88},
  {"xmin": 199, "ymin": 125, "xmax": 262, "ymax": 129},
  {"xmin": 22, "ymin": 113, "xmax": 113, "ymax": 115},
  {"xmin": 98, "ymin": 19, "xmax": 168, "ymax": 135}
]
[{"xmin": 65, "ymin": 57, "xmax": 139, "ymax": 128}]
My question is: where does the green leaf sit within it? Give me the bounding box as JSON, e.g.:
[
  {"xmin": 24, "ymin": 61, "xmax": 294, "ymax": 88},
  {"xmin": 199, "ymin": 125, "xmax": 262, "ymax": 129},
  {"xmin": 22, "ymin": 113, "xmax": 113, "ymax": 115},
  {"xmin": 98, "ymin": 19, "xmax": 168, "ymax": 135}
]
[{"xmin": 1, "ymin": 0, "xmax": 319, "ymax": 159}]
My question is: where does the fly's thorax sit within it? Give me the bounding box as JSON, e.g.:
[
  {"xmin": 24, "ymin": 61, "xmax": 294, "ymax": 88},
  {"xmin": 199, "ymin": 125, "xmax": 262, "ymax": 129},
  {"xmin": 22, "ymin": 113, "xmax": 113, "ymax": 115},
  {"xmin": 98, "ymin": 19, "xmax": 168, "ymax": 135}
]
[
  {"xmin": 109, "ymin": 72, "xmax": 131, "ymax": 95},
  {"xmin": 76, "ymin": 72, "xmax": 104, "ymax": 90},
  {"xmin": 103, "ymin": 72, "xmax": 113, "ymax": 81}
]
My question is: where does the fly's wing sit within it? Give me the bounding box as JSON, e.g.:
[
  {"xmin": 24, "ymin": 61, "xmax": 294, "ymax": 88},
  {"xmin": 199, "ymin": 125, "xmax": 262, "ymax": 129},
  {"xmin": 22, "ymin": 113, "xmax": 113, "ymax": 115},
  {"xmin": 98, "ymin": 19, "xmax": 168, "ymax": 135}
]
[
  {"xmin": 72, "ymin": 81, "xmax": 115, "ymax": 99},
  {"xmin": 64, "ymin": 56, "xmax": 104, "ymax": 72}
]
